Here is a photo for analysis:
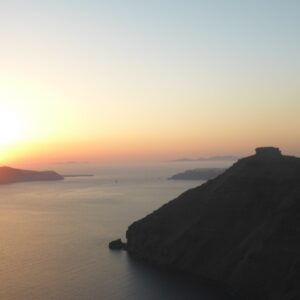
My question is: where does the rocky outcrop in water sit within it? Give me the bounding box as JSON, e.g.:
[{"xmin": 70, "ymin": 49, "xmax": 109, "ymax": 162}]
[
  {"xmin": 0, "ymin": 166, "xmax": 64, "ymax": 184},
  {"xmin": 109, "ymin": 239, "xmax": 126, "ymax": 250},
  {"xmin": 126, "ymin": 147, "xmax": 300, "ymax": 300}
]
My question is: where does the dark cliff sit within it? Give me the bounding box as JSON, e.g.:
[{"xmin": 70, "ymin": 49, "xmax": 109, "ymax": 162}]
[
  {"xmin": 126, "ymin": 147, "xmax": 300, "ymax": 300},
  {"xmin": 0, "ymin": 166, "xmax": 64, "ymax": 184}
]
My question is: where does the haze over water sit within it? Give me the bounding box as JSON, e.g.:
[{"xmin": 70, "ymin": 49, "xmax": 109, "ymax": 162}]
[{"xmin": 0, "ymin": 162, "xmax": 234, "ymax": 300}]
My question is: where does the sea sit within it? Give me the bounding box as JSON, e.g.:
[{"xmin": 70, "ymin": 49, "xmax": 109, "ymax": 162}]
[{"xmin": 0, "ymin": 161, "xmax": 235, "ymax": 300}]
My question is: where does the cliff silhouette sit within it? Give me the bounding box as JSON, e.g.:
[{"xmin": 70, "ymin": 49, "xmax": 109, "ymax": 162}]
[{"xmin": 125, "ymin": 147, "xmax": 299, "ymax": 299}]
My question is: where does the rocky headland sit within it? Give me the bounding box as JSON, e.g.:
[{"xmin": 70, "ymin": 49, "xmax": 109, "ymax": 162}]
[
  {"xmin": 0, "ymin": 166, "xmax": 64, "ymax": 184},
  {"xmin": 122, "ymin": 147, "xmax": 299, "ymax": 300}
]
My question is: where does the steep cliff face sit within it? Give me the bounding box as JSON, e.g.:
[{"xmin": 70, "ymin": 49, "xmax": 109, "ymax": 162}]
[
  {"xmin": 0, "ymin": 166, "xmax": 64, "ymax": 184},
  {"xmin": 126, "ymin": 148, "xmax": 300, "ymax": 300}
]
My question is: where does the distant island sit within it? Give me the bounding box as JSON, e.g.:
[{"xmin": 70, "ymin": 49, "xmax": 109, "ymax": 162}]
[
  {"xmin": 169, "ymin": 155, "xmax": 239, "ymax": 162},
  {"xmin": 112, "ymin": 147, "xmax": 299, "ymax": 299},
  {"xmin": 0, "ymin": 166, "xmax": 64, "ymax": 184},
  {"xmin": 63, "ymin": 174, "xmax": 94, "ymax": 177},
  {"xmin": 169, "ymin": 168, "xmax": 226, "ymax": 180}
]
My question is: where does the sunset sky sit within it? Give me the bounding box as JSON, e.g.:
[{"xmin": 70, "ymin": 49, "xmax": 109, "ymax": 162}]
[{"xmin": 0, "ymin": 0, "xmax": 299, "ymax": 164}]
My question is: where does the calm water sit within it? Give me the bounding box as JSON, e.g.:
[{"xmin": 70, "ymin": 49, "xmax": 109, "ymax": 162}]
[{"xmin": 0, "ymin": 162, "xmax": 234, "ymax": 300}]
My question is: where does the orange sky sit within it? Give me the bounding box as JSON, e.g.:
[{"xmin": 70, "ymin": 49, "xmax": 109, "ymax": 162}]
[{"xmin": 0, "ymin": 1, "xmax": 299, "ymax": 165}]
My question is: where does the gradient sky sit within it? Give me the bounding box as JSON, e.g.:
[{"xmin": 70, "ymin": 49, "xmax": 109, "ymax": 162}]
[{"xmin": 0, "ymin": 0, "xmax": 299, "ymax": 164}]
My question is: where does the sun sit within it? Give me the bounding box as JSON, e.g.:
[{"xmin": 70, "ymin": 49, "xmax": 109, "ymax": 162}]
[{"xmin": 0, "ymin": 107, "xmax": 24, "ymax": 146}]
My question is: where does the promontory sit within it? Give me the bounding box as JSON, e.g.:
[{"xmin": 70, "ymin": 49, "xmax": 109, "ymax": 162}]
[{"xmin": 124, "ymin": 147, "xmax": 299, "ymax": 300}]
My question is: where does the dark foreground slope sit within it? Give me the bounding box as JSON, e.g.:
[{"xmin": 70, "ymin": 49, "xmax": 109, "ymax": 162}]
[
  {"xmin": 126, "ymin": 148, "xmax": 300, "ymax": 300},
  {"xmin": 0, "ymin": 166, "xmax": 64, "ymax": 184}
]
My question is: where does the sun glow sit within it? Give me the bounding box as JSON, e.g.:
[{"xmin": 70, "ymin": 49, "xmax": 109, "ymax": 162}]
[{"xmin": 0, "ymin": 107, "xmax": 24, "ymax": 146}]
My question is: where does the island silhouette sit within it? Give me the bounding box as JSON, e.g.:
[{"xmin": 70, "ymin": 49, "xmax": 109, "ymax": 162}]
[
  {"xmin": 0, "ymin": 166, "xmax": 64, "ymax": 184},
  {"xmin": 169, "ymin": 168, "xmax": 226, "ymax": 180}
]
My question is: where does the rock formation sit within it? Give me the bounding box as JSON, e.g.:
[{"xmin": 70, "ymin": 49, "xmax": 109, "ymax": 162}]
[
  {"xmin": 125, "ymin": 147, "xmax": 300, "ymax": 300},
  {"xmin": 0, "ymin": 166, "xmax": 64, "ymax": 184}
]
